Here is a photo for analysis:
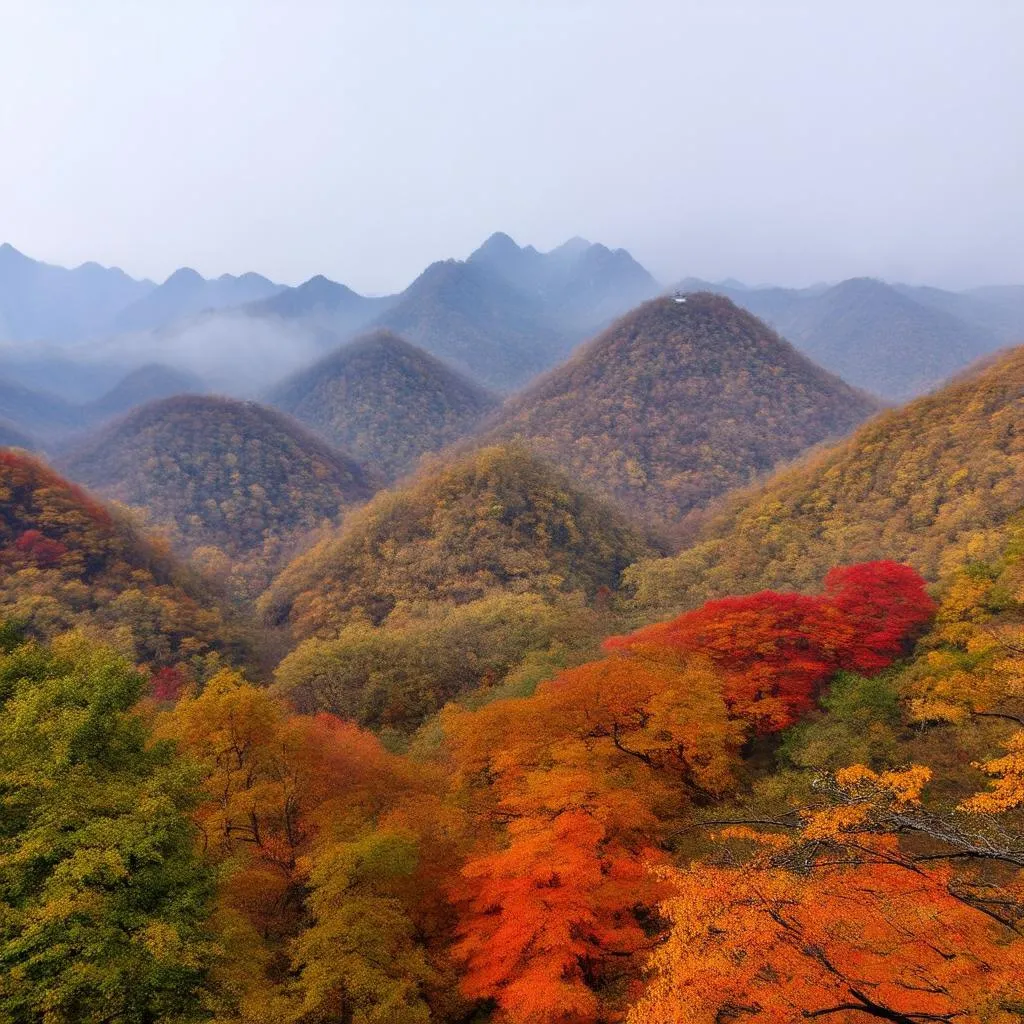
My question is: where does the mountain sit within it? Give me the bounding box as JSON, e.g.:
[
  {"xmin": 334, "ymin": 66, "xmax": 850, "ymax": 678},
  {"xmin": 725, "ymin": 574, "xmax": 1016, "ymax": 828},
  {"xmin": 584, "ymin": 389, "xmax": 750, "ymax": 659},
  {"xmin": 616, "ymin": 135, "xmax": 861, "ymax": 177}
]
[
  {"xmin": 112, "ymin": 267, "xmax": 283, "ymax": 334},
  {"xmin": 776, "ymin": 278, "xmax": 998, "ymax": 399},
  {"xmin": 0, "ymin": 419, "xmax": 34, "ymax": 449},
  {"xmin": 681, "ymin": 277, "xmax": 1003, "ymax": 400},
  {"xmin": 0, "ymin": 449, "xmax": 241, "ymax": 665},
  {"xmin": 625, "ymin": 344, "xmax": 1024, "ymax": 609},
  {"xmin": 0, "ymin": 376, "xmax": 82, "ymax": 441},
  {"xmin": 484, "ymin": 294, "xmax": 878, "ymax": 529},
  {"xmin": 259, "ymin": 444, "xmax": 652, "ymax": 640},
  {"xmin": 371, "ymin": 259, "xmax": 570, "ymax": 391},
  {"xmin": 893, "ymin": 283, "xmax": 1024, "ymax": 345},
  {"xmin": 59, "ymin": 395, "xmax": 376, "ymax": 561},
  {"xmin": 266, "ymin": 330, "xmax": 498, "ymax": 479},
  {"xmin": 467, "ymin": 232, "xmax": 660, "ymax": 331},
  {"xmin": 0, "ymin": 242, "xmax": 154, "ymax": 344},
  {"xmin": 245, "ymin": 274, "xmax": 391, "ymax": 339},
  {"xmin": 83, "ymin": 363, "xmax": 206, "ymax": 422}
]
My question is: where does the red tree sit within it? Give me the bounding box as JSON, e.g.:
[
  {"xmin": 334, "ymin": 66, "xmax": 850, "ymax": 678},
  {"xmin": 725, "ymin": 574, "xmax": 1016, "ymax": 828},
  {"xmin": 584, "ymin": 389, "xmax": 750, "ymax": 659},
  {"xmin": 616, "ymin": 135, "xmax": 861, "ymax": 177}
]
[{"xmin": 607, "ymin": 561, "xmax": 934, "ymax": 731}]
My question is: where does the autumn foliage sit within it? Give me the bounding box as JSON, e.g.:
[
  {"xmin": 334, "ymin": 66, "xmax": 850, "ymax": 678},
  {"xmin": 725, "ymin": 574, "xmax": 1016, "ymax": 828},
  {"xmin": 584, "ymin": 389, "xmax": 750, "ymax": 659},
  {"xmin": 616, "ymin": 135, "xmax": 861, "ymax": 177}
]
[
  {"xmin": 440, "ymin": 562, "xmax": 936, "ymax": 1023},
  {"xmin": 607, "ymin": 560, "xmax": 935, "ymax": 730}
]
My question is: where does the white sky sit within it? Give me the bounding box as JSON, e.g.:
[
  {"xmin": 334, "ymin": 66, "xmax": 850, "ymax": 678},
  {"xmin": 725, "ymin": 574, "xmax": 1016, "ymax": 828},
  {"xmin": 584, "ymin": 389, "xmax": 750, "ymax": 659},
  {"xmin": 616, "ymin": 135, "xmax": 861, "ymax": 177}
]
[{"xmin": 0, "ymin": 0, "xmax": 1021, "ymax": 291}]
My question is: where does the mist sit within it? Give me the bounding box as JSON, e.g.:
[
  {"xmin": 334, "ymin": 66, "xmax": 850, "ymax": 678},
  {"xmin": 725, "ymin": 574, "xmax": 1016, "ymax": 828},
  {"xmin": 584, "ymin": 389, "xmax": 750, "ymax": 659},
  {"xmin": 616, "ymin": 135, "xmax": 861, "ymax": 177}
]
[
  {"xmin": 65, "ymin": 314, "xmax": 326, "ymax": 399},
  {"xmin": 0, "ymin": 1, "xmax": 1020, "ymax": 293}
]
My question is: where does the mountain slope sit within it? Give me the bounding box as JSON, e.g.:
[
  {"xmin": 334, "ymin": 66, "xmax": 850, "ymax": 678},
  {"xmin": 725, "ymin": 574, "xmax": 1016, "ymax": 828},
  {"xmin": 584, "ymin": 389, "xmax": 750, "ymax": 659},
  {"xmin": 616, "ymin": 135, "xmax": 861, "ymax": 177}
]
[
  {"xmin": 485, "ymin": 294, "xmax": 877, "ymax": 528},
  {"xmin": 0, "ymin": 242, "xmax": 153, "ymax": 343},
  {"xmin": 59, "ymin": 395, "xmax": 376, "ymax": 560},
  {"xmin": 245, "ymin": 274, "xmax": 391, "ymax": 339},
  {"xmin": 371, "ymin": 260, "xmax": 570, "ymax": 391},
  {"xmin": 266, "ymin": 330, "xmax": 498, "ymax": 479},
  {"xmin": 0, "ymin": 450, "xmax": 239, "ymax": 665},
  {"xmin": 467, "ymin": 232, "xmax": 659, "ymax": 331},
  {"xmin": 84, "ymin": 363, "xmax": 206, "ymax": 421},
  {"xmin": 625, "ymin": 344, "xmax": 1024, "ymax": 609},
  {"xmin": 0, "ymin": 377, "xmax": 82, "ymax": 441},
  {"xmin": 112, "ymin": 268, "xmax": 282, "ymax": 334},
  {"xmin": 259, "ymin": 444, "xmax": 652, "ymax": 640},
  {"xmin": 685, "ymin": 277, "xmax": 1001, "ymax": 400},
  {"xmin": 779, "ymin": 278, "xmax": 997, "ymax": 398},
  {"xmin": 894, "ymin": 283, "xmax": 1024, "ymax": 345}
]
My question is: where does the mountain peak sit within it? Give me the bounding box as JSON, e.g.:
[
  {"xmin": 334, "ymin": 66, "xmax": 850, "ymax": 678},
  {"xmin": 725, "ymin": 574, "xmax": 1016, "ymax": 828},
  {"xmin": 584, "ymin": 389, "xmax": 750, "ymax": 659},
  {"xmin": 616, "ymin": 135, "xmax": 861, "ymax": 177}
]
[
  {"xmin": 471, "ymin": 231, "xmax": 522, "ymax": 256},
  {"xmin": 549, "ymin": 236, "xmax": 593, "ymax": 259},
  {"xmin": 267, "ymin": 329, "xmax": 497, "ymax": 479},
  {"xmin": 162, "ymin": 267, "xmax": 205, "ymax": 288},
  {"xmin": 60, "ymin": 394, "xmax": 375, "ymax": 559},
  {"xmin": 485, "ymin": 293, "xmax": 876, "ymax": 527}
]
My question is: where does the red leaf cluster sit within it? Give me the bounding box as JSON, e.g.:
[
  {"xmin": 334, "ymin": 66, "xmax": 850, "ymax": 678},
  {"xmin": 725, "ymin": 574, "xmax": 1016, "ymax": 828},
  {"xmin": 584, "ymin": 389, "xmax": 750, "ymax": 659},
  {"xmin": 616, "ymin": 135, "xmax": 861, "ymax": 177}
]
[{"xmin": 606, "ymin": 560, "xmax": 934, "ymax": 731}]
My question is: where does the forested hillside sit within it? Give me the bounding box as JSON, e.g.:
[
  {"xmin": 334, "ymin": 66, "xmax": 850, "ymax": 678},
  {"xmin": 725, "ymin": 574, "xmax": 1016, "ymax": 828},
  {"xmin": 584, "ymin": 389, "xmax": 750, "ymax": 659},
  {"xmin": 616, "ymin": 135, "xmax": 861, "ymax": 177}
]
[
  {"xmin": 59, "ymin": 395, "xmax": 376, "ymax": 594},
  {"xmin": 0, "ymin": 450, "xmax": 242, "ymax": 668},
  {"xmin": 626, "ymin": 343, "xmax": 1024, "ymax": 608},
  {"xmin": 486, "ymin": 293, "xmax": 877, "ymax": 528},
  {"xmin": 267, "ymin": 331, "xmax": 498, "ymax": 479},
  {"xmin": 260, "ymin": 444, "xmax": 652, "ymax": 640}
]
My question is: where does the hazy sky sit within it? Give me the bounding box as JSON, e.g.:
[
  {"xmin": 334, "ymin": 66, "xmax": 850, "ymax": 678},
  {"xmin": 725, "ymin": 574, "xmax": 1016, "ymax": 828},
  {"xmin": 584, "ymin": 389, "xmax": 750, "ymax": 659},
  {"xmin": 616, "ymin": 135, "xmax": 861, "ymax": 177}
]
[{"xmin": 1, "ymin": 1, "xmax": 1021, "ymax": 292}]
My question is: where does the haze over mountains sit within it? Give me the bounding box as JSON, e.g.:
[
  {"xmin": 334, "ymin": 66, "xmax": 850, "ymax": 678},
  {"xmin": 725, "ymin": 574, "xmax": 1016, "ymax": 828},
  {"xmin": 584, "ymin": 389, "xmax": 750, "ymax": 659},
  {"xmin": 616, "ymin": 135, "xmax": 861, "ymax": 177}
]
[
  {"xmin": 3, "ymin": 233, "xmax": 1018, "ymax": 419},
  {"xmin": 678, "ymin": 275, "xmax": 1024, "ymax": 399}
]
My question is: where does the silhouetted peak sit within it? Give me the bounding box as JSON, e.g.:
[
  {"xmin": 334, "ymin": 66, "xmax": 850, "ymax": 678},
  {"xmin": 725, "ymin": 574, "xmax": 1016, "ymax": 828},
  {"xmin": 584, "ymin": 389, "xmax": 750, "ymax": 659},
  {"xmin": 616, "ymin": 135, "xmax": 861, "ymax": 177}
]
[
  {"xmin": 162, "ymin": 267, "xmax": 205, "ymax": 289},
  {"xmin": 549, "ymin": 236, "xmax": 593, "ymax": 260},
  {"xmin": 0, "ymin": 242, "xmax": 30, "ymax": 267},
  {"xmin": 469, "ymin": 231, "xmax": 523, "ymax": 261}
]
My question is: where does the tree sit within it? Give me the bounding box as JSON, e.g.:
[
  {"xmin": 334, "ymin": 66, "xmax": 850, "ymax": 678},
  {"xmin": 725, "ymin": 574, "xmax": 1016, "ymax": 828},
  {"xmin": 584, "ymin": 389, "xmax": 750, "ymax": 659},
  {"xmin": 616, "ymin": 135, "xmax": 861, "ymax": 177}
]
[
  {"xmin": 0, "ymin": 632, "xmax": 214, "ymax": 1024},
  {"xmin": 443, "ymin": 657, "xmax": 744, "ymax": 1023},
  {"xmin": 158, "ymin": 672, "xmax": 452, "ymax": 1023},
  {"xmin": 607, "ymin": 561, "xmax": 934, "ymax": 731},
  {"xmin": 630, "ymin": 765, "xmax": 1024, "ymax": 1024}
]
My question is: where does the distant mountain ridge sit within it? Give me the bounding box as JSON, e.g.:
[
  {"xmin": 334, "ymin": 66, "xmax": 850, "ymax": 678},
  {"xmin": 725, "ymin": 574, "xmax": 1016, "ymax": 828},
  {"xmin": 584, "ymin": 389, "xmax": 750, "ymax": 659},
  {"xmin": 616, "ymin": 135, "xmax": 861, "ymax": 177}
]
[
  {"xmin": 467, "ymin": 231, "xmax": 660, "ymax": 330},
  {"xmin": 679, "ymin": 275, "xmax": 1018, "ymax": 399},
  {"xmin": 4, "ymin": 238, "xmax": 1021, "ymax": 404},
  {"xmin": 0, "ymin": 242, "xmax": 153, "ymax": 344},
  {"xmin": 369, "ymin": 258, "xmax": 570, "ymax": 390},
  {"xmin": 112, "ymin": 267, "xmax": 283, "ymax": 333}
]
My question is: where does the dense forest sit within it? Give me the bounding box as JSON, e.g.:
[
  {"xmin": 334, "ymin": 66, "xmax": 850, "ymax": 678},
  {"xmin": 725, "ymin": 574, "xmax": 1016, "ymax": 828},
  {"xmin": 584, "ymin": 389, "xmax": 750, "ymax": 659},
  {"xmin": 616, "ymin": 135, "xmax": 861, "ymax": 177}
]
[
  {"xmin": 487, "ymin": 294, "xmax": 878, "ymax": 529},
  {"xmin": 259, "ymin": 443, "xmax": 652, "ymax": 639},
  {"xmin": 267, "ymin": 331, "xmax": 498, "ymax": 480},
  {"xmin": 58, "ymin": 395, "xmax": 377, "ymax": 596},
  {"xmin": 0, "ymin": 450, "xmax": 245, "ymax": 670},
  {"xmin": 2, "ymin": 278, "xmax": 1024, "ymax": 1024},
  {"xmin": 627, "ymin": 344, "xmax": 1024, "ymax": 608}
]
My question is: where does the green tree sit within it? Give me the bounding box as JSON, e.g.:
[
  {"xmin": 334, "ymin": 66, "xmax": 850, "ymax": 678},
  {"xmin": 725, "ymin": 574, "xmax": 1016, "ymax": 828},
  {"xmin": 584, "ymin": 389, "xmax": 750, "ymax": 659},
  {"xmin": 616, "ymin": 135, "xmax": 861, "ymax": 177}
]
[
  {"xmin": 0, "ymin": 632, "xmax": 214, "ymax": 1024},
  {"xmin": 288, "ymin": 831, "xmax": 434, "ymax": 1024}
]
